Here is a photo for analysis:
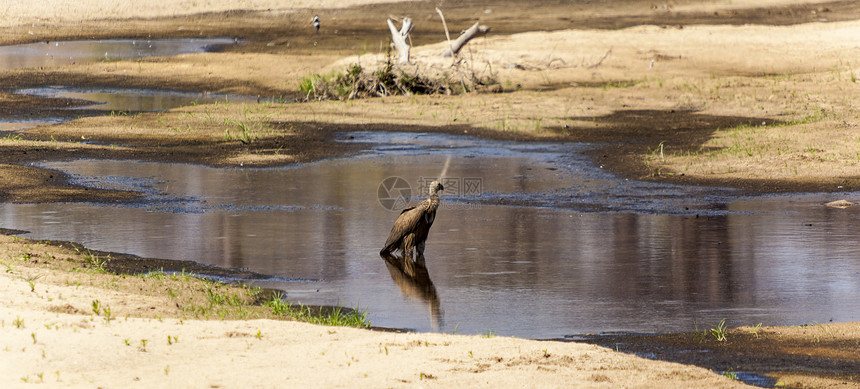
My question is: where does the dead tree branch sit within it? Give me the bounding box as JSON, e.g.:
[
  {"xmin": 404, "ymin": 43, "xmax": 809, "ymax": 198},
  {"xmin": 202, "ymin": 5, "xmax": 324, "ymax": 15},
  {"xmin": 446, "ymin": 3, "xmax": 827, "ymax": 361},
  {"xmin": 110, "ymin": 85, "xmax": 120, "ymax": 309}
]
[
  {"xmin": 387, "ymin": 17, "xmax": 414, "ymax": 63},
  {"xmin": 442, "ymin": 22, "xmax": 490, "ymax": 57},
  {"xmin": 586, "ymin": 48, "xmax": 613, "ymax": 69},
  {"xmin": 435, "ymin": 8, "xmax": 455, "ymax": 62}
]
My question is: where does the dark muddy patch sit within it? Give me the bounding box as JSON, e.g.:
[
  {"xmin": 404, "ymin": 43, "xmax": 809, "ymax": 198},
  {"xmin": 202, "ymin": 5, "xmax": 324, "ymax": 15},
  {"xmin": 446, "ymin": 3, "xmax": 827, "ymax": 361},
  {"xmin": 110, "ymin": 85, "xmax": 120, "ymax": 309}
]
[
  {"xmin": 583, "ymin": 327, "xmax": 860, "ymax": 387},
  {"xmin": 42, "ymin": 238, "xmax": 285, "ymax": 281},
  {"xmin": 543, "ymin": 109, "xmax": 853, "ymax": 193},
  {"xmin": 552, "ymin": 109, "xmax": 781, "ymax": 151},
  {"xmin": 0, "ymin": 228, "xmax": 29, "ymax": 235},
  {"xmin": 533, "ymin": 80, "xmax": 642, "ymax": 92}
]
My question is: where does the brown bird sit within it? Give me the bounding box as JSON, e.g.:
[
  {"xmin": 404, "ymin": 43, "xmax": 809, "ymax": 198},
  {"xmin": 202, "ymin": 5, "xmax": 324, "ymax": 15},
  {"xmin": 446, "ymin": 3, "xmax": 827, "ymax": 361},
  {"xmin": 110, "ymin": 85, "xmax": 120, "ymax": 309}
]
[{"xmin": 380, "ymin": 181, "xmax": 444, "ymax": 259}]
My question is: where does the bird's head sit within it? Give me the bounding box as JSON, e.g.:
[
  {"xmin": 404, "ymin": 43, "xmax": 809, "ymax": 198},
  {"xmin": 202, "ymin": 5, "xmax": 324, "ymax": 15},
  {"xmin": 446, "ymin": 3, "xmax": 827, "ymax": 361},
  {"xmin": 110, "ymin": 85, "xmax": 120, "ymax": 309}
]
[{"xmin": 429, "ymin": 181, "xmax": 444, "ymax": 195}]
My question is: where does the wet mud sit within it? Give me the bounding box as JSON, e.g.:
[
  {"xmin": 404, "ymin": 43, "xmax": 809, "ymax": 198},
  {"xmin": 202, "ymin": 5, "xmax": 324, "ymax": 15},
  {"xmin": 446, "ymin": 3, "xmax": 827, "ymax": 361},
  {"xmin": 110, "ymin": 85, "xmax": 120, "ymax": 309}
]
[
  {"xmin": 582, "ymin": 326, "xmax": 860, "ymax": 387},
  {"xmin": 548, "ymin": 109, "xmax": 851, "ymax": 193}
]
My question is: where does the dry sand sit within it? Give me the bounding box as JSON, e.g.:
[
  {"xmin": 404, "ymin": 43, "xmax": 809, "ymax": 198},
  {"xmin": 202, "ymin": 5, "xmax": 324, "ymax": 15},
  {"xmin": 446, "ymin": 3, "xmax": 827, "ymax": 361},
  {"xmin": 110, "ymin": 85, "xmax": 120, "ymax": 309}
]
[
  {"xmin": 0, "ymin": 264, "xmax": 747, "ymax": 388},
  {"xmin": 0, "ymin": 0, "xmax": 413, "ymax": 27}
]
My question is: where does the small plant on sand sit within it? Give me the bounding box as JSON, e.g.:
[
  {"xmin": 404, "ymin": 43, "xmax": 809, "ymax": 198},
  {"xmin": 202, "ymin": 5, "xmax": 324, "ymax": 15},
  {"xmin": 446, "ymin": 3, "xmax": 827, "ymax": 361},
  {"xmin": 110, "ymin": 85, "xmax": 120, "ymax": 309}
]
[
  {"xmin": 263, "ymin": 294, "xmax": 290, "ymax": 316},
  {"xmin": 92, "ymin": 299, "xmax": 114, "ymax": 323},
  {"xmin": 75, "ymin": 247, "xmax": 107, "ymax": 273},
  {"xmin": 204, "ymin": 285, "xmax": 244, "ymax": 307},
  {"xmin": 224, "ymin": 119, "xmax": 257, "ymax": 144},
  {"xmin": 748, "ymin": 322, "xmax": 763, "ymax": 337},
  {"xmin": 25, "ymin": 274, "xmax": 42, "ymax": 292},
  {"xmin": 721, "ymin": 369, "xmax": 739, "ymax": 381},
  {"xmin": 299, "ymin": 304, "xmax": 365, "ymax": 327},
  {"xmin": 1, "ymin": 133, "xmax": 23, "ymax": 142},
  {"xmin": 102, "ymin": 306, "xmax": 114, "ymax": 323},
  {"xmin": 91, "ymin": 299, "xmax": 102, "ymax": 316},
  {"xmin": 710, "ymin": 319, "xmax": 729, "ymax": 342}
]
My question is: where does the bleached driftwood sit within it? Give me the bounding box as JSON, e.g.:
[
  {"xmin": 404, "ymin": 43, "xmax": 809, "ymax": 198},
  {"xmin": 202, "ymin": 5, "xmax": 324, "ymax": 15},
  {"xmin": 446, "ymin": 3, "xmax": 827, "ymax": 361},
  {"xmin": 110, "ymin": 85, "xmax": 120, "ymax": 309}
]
[
  {"xmin": 442, "ymin": 22, "xmax": 490, "ymax": 57},
  {"xmin": 387, "ymin": 17, "xmax": 414, "ymax": 63}
]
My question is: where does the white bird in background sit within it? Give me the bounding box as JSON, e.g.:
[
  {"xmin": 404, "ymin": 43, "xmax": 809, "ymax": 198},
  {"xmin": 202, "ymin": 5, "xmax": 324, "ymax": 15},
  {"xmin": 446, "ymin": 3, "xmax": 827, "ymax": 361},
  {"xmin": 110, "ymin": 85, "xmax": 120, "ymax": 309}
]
[{"xmin": 312, "ymin": 15, "xmax": 320, "ymax": 33}]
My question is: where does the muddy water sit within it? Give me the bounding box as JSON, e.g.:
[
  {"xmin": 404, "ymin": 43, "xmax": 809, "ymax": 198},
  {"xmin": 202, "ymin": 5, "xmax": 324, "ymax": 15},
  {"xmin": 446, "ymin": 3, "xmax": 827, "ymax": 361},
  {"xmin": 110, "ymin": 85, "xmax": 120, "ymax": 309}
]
[
  {"xmin": 0, "ymin": 38, "xmax": 249, "ymax": 128},
  {"xmin": 17, "ymin": 86, "xmax": 256, "ymax": 112},
  {"xmin": 0, "ymin": 38, "xmax": 236, "ymax": 71},
  {"xmin": 3, "ymin": 133, "xmax": 860, "ymax": 338}
]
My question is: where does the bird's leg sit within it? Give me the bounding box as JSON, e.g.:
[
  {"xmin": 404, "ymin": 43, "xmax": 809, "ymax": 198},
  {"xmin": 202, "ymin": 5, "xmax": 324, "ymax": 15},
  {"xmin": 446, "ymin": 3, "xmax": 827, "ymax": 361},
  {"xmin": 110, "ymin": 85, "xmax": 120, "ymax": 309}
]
[
  {"xmin": 416, "ymin": 241, "xmax": 426, "ymax": 257},
  {"xmin": 403, "ymin": 234, "xmax": 416, "ymax": 263}
]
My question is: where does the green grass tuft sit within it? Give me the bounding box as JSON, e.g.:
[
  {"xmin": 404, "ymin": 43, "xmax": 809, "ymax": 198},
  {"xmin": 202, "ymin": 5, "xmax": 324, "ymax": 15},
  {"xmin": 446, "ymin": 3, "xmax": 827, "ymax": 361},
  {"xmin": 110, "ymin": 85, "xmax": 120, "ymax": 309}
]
[
  {"xmin": 264, "ymin": 295, "xmax": 369, "ymax": 328},
  {"xmin": 710, "ymin": 319, "xmax": 729, "ymax": 342}
]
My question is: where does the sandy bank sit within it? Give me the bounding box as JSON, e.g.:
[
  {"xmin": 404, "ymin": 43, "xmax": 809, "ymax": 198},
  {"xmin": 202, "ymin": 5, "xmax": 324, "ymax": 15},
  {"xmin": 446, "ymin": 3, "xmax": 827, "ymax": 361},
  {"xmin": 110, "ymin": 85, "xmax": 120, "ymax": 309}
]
[{"xmin": 0, "ymin": 236, "xmax": 746, "ymax": 388}]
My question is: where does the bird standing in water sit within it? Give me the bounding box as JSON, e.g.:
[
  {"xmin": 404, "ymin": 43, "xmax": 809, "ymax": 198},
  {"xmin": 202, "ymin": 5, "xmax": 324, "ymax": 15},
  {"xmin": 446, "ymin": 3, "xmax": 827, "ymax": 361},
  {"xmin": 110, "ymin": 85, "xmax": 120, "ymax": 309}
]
[
  {"xmin": 380, "ymin": 181, "xmax": 444, "ymax": 261},
  {"xmin": 312, "ymin": 15, "xmax": 320, "ymax": 33}
]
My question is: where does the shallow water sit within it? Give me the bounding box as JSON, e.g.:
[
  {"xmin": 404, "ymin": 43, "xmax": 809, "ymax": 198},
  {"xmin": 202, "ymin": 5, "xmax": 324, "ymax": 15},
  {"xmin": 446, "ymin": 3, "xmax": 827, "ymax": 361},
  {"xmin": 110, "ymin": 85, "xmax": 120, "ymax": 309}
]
[
  {"xmin": 0, "ymin": 38, "xmax": 236, "ymax": 71},
  {"xmin": 0, "ymin": 38, "xmax": 250, "ymax": 128},
  {"xmin": 0, "ymin": 119, "xmax": 64, "ymax": 132},
  {"xmin": 17, "ymin": 86, "xmax": 256, "ymax": 112},
  {"xmin": 3, "ymin": 132, "xmax": 860, "ymax": 339}
]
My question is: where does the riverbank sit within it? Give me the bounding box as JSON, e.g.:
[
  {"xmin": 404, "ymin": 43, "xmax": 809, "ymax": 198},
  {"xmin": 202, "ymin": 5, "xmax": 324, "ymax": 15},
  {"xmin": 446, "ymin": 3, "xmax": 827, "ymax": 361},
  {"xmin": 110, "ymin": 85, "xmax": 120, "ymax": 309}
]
[
  {"xmin": 0, "ymin": 231, "xmax": 749, "ymax": 388},
  {"xmin": 3, "ymin": 229, "xmax": 859, "ymax": 387},
  {"xmin": 1, "ymin": 0, "xmax": 860, "ymax": 387}
]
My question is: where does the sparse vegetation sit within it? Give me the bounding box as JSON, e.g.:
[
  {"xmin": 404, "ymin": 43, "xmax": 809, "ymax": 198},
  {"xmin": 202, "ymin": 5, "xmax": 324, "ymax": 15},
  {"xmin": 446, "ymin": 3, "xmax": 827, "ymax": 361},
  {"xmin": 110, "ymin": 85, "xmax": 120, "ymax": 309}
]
[
  {"xmin": 75, "ymin": 247, "xmax": 108, "ymax": 273},
  {"xmin": 748, "ymin": 323, "xmax": 763, "ymax": 337},
  {"xmin": 721, "ymin": 369, "xmax": 739, "ymax": 381},
  {"xmin": 265, "ymin": 295, "xmax": 369, "ymax": 328},
  {"xmin": 710, "ymin": 319, "xmax": 729, "ymax": 342},
  {"xmin": 299, "ymin": 63, "xmax": 440, "ymax": 101},
  {"xmin": 92, "ymin": 299, "xmax": 115, "ymax": 323},
  {"xmin": 1, "ymin": 133, "xmax": 23, "ymax": 142},
  {"xmin": 299, "ymin": 53, "xmax": 497, "ymax": 101},
  {"xmin": 0, "ymin": 233, "xmax": 369, "ymax": 330}
]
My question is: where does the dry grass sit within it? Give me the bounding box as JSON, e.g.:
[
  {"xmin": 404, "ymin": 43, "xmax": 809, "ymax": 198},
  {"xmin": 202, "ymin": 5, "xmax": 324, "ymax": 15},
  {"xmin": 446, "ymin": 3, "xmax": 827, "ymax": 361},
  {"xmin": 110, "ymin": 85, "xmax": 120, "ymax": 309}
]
[{"xmin": 642, "ymin": 69, "xmax": 860, "ymax": 183}]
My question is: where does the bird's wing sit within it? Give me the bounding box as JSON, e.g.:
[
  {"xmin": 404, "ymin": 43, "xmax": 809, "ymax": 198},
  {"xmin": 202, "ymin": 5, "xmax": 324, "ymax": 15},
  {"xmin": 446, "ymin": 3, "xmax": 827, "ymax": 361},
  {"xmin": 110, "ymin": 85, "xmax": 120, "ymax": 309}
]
[{"xmin": 382, "ymin": 204, "xmax": 425, "ymax": 250}]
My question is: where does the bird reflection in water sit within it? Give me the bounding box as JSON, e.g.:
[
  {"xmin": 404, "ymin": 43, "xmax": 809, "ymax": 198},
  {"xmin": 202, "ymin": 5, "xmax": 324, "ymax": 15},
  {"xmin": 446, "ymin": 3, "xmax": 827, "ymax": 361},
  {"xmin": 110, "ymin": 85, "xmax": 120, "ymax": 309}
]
[
  {"xmin": 380, "ymin": 252, "xmax": 442, "ymax": 331},
  {"xmin": 379, "ymin": 158, "xmax": 450, "ymax": 330}
]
